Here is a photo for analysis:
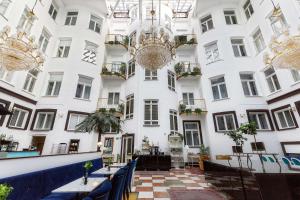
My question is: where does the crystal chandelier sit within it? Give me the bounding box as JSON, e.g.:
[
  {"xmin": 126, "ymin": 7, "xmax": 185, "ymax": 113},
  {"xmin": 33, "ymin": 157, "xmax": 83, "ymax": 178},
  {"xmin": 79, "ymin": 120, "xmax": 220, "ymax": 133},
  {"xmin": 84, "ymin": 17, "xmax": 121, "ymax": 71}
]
[
  {"xmin": 0, "ymin": 0, "xmax": 44, "ymax": 71},
  {"xmin": 264, "ymin": 29, "xmax": 300, "ymax": 70},
  {"xmin": 129, "ymin": 1, "xmax": 176, "ymax": 71}
]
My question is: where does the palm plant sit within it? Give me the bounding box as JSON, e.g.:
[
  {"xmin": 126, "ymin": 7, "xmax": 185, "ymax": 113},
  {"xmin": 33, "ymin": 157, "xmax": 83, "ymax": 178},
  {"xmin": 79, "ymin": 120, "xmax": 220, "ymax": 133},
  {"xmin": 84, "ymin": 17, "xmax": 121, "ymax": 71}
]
[{"xmin": 75, "ymin": 109, "xmax": 122, "ymax": 151}]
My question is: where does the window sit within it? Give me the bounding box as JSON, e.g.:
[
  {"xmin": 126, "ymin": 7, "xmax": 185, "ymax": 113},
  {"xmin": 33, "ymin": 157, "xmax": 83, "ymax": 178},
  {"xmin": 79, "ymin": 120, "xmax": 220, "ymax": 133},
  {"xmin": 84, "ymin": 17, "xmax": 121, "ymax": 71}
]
[
  {"xmin": 205, "ymin": 42, "xmax": 219, "ymax": 63},
  {"xmin": 184, "ymin": 122, "xmax": 201, "ymax": 147},
  {"xmin": 200, "ymin": 14, "xmax": 214, "ymax": 33},
  {"xmin": 273, "ymin": 106, "xmax": 297, "ymax": 130},
  {"xmin": 269, "ymin": 11, "xmax": 287, "ymax": 35},
  {"xmin": 182, "ymin": 93, "xmax": 194, "ymax": 105},
  {"xmin": 17, "ymin": 7, "xmax": 35, "ymax": 33},
  {"xmin": 75, "ymin": 75, "xmax": 93, "ymax": 100},
  {"xmin": 108, "ymin": 92, "xmax": 120, "ymax": 105},
  {"xmin": 264, "ymin": 67, "xmax": 281, "ymax": 93},
  {"xmin": 224, "ymin": 10, "xmax": 237, "ymax": 25},
  {"xmin": 34, "ymin": 111, "xmax": 55, "ymax": 130},
  {"xmin": 248, "ymin": 111, "xmax": 272, "ymax": 131},
  {"xmin": 0, "ymin": 66, "xmax": 14, "ymax": 83},
  {"xmin": 89, "ymin": 15, "xmax": 102, "ymax": 33},
  {"xmin": 56, "ymin": 38, "xmax": 71, "ymax": 58},
  {"xmin": 104, "ymin": 138, "xmax": 114, "ymax": 152},
  {"xmin": 104, "ymin": 119, "xmax": 119, "ymax": 133},
  {"xmin": 213, "ymin": 112, "xmax": 237, "ymax": 132},
  {"xmin": 231, "ymin": 39, "xmax": 247, "ymax": 57},
  {"xmin": 291, "ymin": 69, "xmax": 300, "ymax": 82},
  {"xmin": 65, "ymin": 11, "xmax": 78, "ymax": 26},
  {"xmin": 67, "ymin": 112, "xmax": 87, "ymax": 131},
  {"xmin": 211, "ymin": 76, "xmax": 228, "ymax": 100},
  {"xmin": 144, "ymin": 100, "xmax": 158, "ymax": 126},
  {"xmin": 169, "ymin": 110, "xmax": 178, "ymax": 134},
  {"xmin": 0, "ymin": 0, "xmax": 11, "ymax": 16},
  {"xmin": 38, "ymin": 28, "xmax": 51, "ymax": 53},
  {"xmin": 145, "ymin": 69, "xmax": 157, "ymax": 80},
  {"xmin": 168, "ymin": 71, "xmax": 175, "ymax": 91},
  {"xmin": 48, "ymin": 1, "xmax": 58, "ymax": 20},
  {"xmin": 45, "ymin": 73, "xmax": 63, "ymax": 96},
  {"xmin": 253, "ymin": 29, "xmax": 265, "ymax": 53},
  {"xmin": 125, "ymin": 94, "xmax": 134, "ymax": 119},
  {"xmin": 23, "ymin": 69, "xmax": 39, "ymax": 93},
  {"xmin": 82, "ymin": 41, "xmax": 98, "ymax": 64},
  {"xmin": 127, "ymin": 60, "xmax": 135, "ymax": 78},
  {"xmin": 8, "ymin": 107, "xmax": 30, "ymax": 129},
  {"xmin": 243, "ymin": 0, "xmax": 254, "ymax": 20},
  {"xmin": 240, "ymin": 73, "xmax": 258, "ymax": 96}
]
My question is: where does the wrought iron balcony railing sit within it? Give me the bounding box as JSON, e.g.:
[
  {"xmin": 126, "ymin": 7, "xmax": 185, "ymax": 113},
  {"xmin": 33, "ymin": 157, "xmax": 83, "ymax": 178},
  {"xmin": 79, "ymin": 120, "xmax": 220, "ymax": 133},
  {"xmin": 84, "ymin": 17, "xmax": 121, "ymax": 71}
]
[
  {"xmin": 174, "ymin": 62, "xmax": 201, "ymax": 79},
  {"xmin": 179, "ymin": 99, "xmax": 207, "ymax": 115},
  {"xmin": 105, "ymin": 34, "xmax": 129, "ymax": 47},
  {"xmin": 101, "ymin": 63, "xmax": 126, "ymax": 80},
  {"xmin": 174, "ymin": 34, "xmax": 197, "ymax": 48},
  {"xmin": 97, "ymin": 98, "xmax": 125, "ymax": 115}
]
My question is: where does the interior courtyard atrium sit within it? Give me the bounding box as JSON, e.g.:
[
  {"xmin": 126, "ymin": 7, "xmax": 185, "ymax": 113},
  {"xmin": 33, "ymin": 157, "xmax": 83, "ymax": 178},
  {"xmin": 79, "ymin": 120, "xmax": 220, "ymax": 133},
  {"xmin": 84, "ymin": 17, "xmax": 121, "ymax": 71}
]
[{"xmin": 1, "ymin": 0, "xmax": 300, "ymax": 199}]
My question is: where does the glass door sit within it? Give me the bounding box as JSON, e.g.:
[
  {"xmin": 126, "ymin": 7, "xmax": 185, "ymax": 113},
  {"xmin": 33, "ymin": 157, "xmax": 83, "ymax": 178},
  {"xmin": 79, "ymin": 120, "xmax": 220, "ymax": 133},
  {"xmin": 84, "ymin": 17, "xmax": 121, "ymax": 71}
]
[{"xmin": 122, "ymin": 134, "xmax": 134, "ymax": 163}]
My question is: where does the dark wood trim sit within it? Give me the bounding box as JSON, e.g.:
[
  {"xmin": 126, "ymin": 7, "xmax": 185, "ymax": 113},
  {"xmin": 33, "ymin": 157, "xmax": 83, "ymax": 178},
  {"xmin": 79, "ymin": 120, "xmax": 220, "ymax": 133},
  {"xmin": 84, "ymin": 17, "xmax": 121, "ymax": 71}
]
[
  {"xmin": 271, "ymin": 104, "xmax": 299, "ymax": 131},
  {"xmin": 120, "ymin": 133, "xmax": 135, "ymax": 163},
  {"xmin": 281, "ymin": 141, "xmax": 300, "ymax": 156},
  {"xmin": 295, "ymin": 101, "xmax": 300, "ymax": 117},
  {"xmin": 0, "ymin": 86, "xmax": 37, "ymax": 105},
  {"xmin": 267, "ymin": 88, "xmax": 300, "ymax": 104},
  {"xmin": 64, "ymin": 110, "xmax": 89, "ymax": 131},
  {"xmin": 182, "ymin": 120, "xmax": 203, "ymax": 148},
  {"xmin": 212, "ymin": 111, "xmax": 239, "ymax": 132},
  {"xmin": 0, "ymin": 98, "xmax": 11, "ymax": 126},
  {"xmin": 6, "ymin": 104, "xmax": 33, "ymax": 130},
  {"xmin": 30, "ymin": 109, "xmax": 57, "ymax": 131},
  {"xmin": 246, "ymin": 109, "xmax": 274, "ymax": 131}
]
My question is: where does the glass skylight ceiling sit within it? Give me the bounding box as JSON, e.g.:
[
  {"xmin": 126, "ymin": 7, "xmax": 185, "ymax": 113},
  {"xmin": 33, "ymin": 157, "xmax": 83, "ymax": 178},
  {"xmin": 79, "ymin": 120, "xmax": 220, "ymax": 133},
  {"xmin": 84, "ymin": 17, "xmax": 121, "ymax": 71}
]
[{"xmin": 106, "ymin": 0, "xmax": 195, "ymax": 15}]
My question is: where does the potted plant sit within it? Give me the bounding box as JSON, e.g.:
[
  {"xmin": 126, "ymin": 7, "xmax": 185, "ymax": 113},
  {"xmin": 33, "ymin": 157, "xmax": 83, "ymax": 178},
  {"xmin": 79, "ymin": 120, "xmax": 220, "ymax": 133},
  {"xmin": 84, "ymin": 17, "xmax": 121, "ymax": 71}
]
[
  {"xmin": 120, "ymin": 63, "xmax": 126, "ymax": 75},
  {"xmin": 109, "ymin": 108, "xmax": 116, "ymax": 114},
  {"xmin": 123, "ymin": 36, "xmax": 129, "ymax": 46},
  {"xmin": 83, "ymin": 161, "xmax": 93, "ymax": 185},
  {"xmin": 0, "ymin": 184, "xmax": 13, "ymax": 200},
  {"xmin": 185, "ymin": 109, "xmax": 192, "ymax": 115},
  {"xmin": 199, "ymin": 144, "xmax": 210, "ymax": 171},
  {"xmin": 102, "ymin": 66, "xmax": 108, "ymax": 74},
  {"xmin": 194, "ymin": 108, "xmax": 202, "ymax": 115},
  {"xmin": 174, "ymin": 62, "xmax": 183, "ymax": 75},
  {"xmin": 107, "ymin": 157, "xmax": 113, "ymax": 171},
  {"xmin": 118, "ymin": 103, "xmax": 124, "ymax": 114},
  {"xmin": 192, "ymin": 67, "xmax": 201, "ymax": 75},
  {"xmin": 179, "ymin": 104, "xmax": 186, "ymax": 114},
  {"xmin": 239, "ymin": 122, "xmax": 259, "ymax": 151}
]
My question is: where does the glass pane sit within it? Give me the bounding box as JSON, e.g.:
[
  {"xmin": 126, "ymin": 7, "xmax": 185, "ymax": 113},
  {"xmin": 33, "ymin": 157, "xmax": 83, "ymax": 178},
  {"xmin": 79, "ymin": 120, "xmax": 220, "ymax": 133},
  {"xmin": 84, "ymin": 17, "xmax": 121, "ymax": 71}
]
[
  {"xmin": 186, "ymin": 132, "xmax": 193, "ymax": 146},
  {"xmin": 75, "ymin": 84, "xmax": 83, "ymax": 98},
  {"xmin": 220, "ymin": 84, "xmax": 228, "ymax": 98},
  {"xmin": 152, "ymin": 105, "xmax": 158, "ymax": 120},
  {"xmin": 45, "ymin": 114, "xmax": 54, "ymax": 129},
  {"xmin": 258, "ymin": 113, "xmax": 269, "ymax": 130},
  {"xmin": 216, "ymin": 116, "xmax": 226, "ymax": 131},
  {"xmin": 225, "ymin": 115, "xmax": 235, "ymax": 130},
  {"xmin": 249, "ymin": 114, "xmax": 259, "ymax": 129},
  {"xmin": 267, "ymin": 78, "xmax": 275, "ymax": 93},
  {"xmin": 212, "ymin": 86, "xmax": 220, "ymax": 100},
  {"xmin": 10, "ymin": 110, "xmax": 19, "ymax": 127},
  {"xmin": 273, "ymin": 75, "xmax": 281, "ymax": 90},
  {"xmin": 144, "ymin": 105, "xmax": 150, "ymax": 120},
  {"xmin": 242, "ymin": 82, "xmax": 250, "ymax": 96},
  {"xmin": 277, "ymin": 112, "xmax": 287, "ymax": 128},
  {"xmin": 108, "ymin": 93, "xmax": 114, "ymax": 105},
  {"xmin": 36, "ymin": 113, "xmax": 46, "ymax": 129},
  {"xmin": 16, "ymin": 111, "xmax": 25, "ymax": 128},
  {"xmin": 114, "ymin": 93, "xmax": 120, "ymax": 104},
  {"xmin": 193, "ymin": 131, "xmax": 200, "ymax": 146},
  {"xmin": 46, "ymin": 82, "xmax": 54, "ymax": 95},
  {"xmin": 84, "ymin": 86, "xmax": 91, "ymax": 99},
  {"xmin": 68, "ymin": 115, "xmax": 78, "ymax": 130},
  {"xmin": 249, "ymin": 81, "xmax": 258, "ymax": 95},
  {"xmin": 284, "ymin": 110, "xmax": 295, "ymax": 127}
]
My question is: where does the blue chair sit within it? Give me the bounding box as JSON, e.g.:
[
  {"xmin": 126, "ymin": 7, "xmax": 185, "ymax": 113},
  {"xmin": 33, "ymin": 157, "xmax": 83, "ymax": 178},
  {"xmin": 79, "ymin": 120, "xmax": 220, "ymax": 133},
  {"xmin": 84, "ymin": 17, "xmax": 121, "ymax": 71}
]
[
  {"xmin": 82, "ymin": 179, "xmax": 112, "ymax": 200},
  {"xmin": 109, "ymin": 166, "xmax": 129, "ymax": 200},
  {"xmin": 41, "ymin": 192, "xmax": 77, "ymax": 200},
  {"xmin": 124, "ymin": 159, "xmax": 137, "ymax": 199}
]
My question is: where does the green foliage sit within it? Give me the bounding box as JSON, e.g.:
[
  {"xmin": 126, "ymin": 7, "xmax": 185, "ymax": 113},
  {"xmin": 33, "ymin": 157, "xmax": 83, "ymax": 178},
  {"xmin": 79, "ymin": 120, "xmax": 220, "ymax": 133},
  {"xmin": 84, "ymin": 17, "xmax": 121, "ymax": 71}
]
[
  {"xmin": 102, "ymin": 66, "xmax": 108, "ymax": 73},
  {"xmin": 187, "ymin": 38, "xmax": 196, "ymax": 44},
  {"xmin": 181, "ymin": 72, "xmax": 189, "ymax": 77},
  {"xmin": 179, "ymin": 104, "xmax": 186, "ymax": 114},
  {"xmin": 120, "ymin": 63, "xmax": 126, "ymax": 75},
  {"xmin": 0, "ymin": 184, "xmax": 13, "ymax": 200},
  {"xmin": 239, "ymin": 122, "xmax": 257, "ymax": 136},
  {"xmin": 174, "ymin": 62, "xmax": 183, "ymax": 74},
  {"xmin": 118, "ymin": 103, "xmax": 124, "ymax": 114},
  {"xmin": 199, "ymin": 144, "xmax": 209, "ymax": 156},
  {"xmin": 123, "ymin": 36, "xmax": 129, "ymax": 46},
  {"xmin": 224, "ymin": 130, "xmax": 247, "ymax": 146},
  {"xmin": 109, "ymin": 108, "xmax": 116, "ymax": 113},
  {"xmin": 194, "ymin": 108, "xmax": 202, "ymax": 115},
  {"xmin": 83, "ymin": 161, "xmax": 93, "ymax": 171},
  {"xmin": 75, "ymin": 110, "xmax": 122, "ymax": 136},
  {"xmin": 193, "ymin": 67, "xmax": 201, "ymax": 74},
  {"xmin": 185, "ymin": 109, "xmax": 192, "ymax": 115}
]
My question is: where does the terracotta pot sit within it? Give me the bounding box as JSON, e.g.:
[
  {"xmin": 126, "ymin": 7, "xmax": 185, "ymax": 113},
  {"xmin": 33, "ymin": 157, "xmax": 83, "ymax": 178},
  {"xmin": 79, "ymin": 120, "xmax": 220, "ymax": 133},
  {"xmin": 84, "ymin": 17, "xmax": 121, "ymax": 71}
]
[{"xmin": 199, "ymin": 155, "xmax": 210, "ymax": 171}]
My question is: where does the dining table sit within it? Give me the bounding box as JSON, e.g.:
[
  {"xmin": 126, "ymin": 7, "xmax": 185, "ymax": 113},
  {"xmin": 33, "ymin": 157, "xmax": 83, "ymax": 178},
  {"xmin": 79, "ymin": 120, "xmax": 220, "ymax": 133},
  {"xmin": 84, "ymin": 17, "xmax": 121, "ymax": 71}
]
[
  {"xmin": 109, "ymin": 162, "xmax": 127, "ymax": 168},
  {"xmin": 92, "ymin": 167, "xmax": 119, "ymax": 179}
]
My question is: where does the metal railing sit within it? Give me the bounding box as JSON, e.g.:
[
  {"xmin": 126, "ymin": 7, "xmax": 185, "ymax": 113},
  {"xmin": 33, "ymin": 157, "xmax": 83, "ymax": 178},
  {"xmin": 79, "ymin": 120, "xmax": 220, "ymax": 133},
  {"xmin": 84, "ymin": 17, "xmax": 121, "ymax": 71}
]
[
  {"xmin": 174, "ymin": 34, "xmax": 197, "ymax": 47},
  {"xmin": 101, "ymin": 63, "xmax": 126, "ymax": 78},
  {"xmin": 97, "ymin": 98, "xmax": 125, "ymax": 113},
  {"xmin": 174, "ymin": 62, "xmax": 201, "ymax": 78},
  {"xmin": 105, "ymin": 34, "xmax": 129, "ymax": 46},
  {"xmin": 179, "ymin": 99, "xmax": 207, "ymax": 114}
]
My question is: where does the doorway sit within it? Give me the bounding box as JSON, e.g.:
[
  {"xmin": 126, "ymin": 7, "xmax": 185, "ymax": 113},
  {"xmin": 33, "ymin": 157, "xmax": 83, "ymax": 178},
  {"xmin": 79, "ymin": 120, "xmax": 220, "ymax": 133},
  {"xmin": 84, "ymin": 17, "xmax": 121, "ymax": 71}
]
[
  {"xmin": 31, "ymin": 136, "xmax": 46, "ymax": 154},
  {"xmin": 121, "ymin": 134, "xmax": 134, "ymax": 163}
]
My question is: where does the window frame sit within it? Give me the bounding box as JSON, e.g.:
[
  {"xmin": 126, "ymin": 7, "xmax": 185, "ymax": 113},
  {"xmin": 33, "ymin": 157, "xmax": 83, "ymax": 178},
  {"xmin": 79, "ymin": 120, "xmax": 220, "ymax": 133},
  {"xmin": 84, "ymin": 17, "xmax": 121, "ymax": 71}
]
[
  {"xmin": 125, "ymin": 94, "xmax": 134, "ymax": 120},
  {"xmin": 7, "ymin": 104, "xmax": 32, "ymax": 130},
  {"xmin": 252, "ymin": 28, "xmax": 266, "ymax": 53},
  {"xmin": 75, "ymin": 75, "xmax": 93, "ymax": 100},
  {"xmin": 264, "ymin": 67, "xmax": 281, "ymax": 93},
  {"xmin": 224, "ymin": 10, "xmax": 238, "ymax": 25},
  {"xmin": 168, "ymin": 70, "xmax": 176, "ymax": 91},
  {"xmin": 246, "ymin": 109, "xmax": 274, "ymax": 131},
  {"xmin": 89, "ymin": 14, "xmax": 102, "ymax": 34},
  {"xmin": 65, "ymin": 110, "xmax": 89, "ymax": 131},
  {"xmin": 200, "ymin": 14, "xmax": 214, "ymax": 33},
  {"xmin": 243, "ymin": 0, "xmax": 254, "ymax": 20},
  {"xmin": 144, "ymin": 99, "xmax": 159, "ymax": 126},
  {"xmin": 210, "ymin": 76, "xmax": 228, "ymax": 100},
  {"xmin": 48, "ymin": 1, "xmax": 58, "ymax": 20},
  {"xmin": 291, "ymin": 69, "xmax": 300, "ymax": 82},
  {"xmin": 213, "ymin": 111, "xmax": 238, "ymax": 132},
  {"xmin": 0, "ymin": 0, "xmax": 11, "ymax": 16},
  {"xmin": 0, "ymin": 66, "xmax": 14, "ymax": 83},
  {"xmin": 240, "ymin": 73, "xmax": 258, "ymax": 96},
  {"xmin": 31, "ymin": 109, "xmax": 57, "ymax": 131},
  {"xmin": 231, "ymin": 38, "xmax": 247, "ymax": 57},
  {"xmin": 45, "ymin": 72, "xmax": 63, "ymax": 96},
  {"xmin": 23, "ymin": 69, "xmax": 39, "ymax": 93},
  {"xmin": 108, "ymin": 92, "xmax": 120, "ymax": 105},
  {"xmin": 0, "ymin": 99, "xmax": 10, "ymax": 126},
  {"xmin": 271, "ymin": 105, "xmax": 298, "ymax": 131},
  {"xmin": 38, "ymin": 28, "xmax": 51, "ymax": 53},
  {"xmin": 169, "ymin": 110, "xmax": 178, "ymax": 134},
  {"xmin": 65, "ymin": 11, "xmax": 78, "ymax": 26},
  {"xmin": 145, "ymin": 69, "xmax": 158, "ymax": 80},
  {"xmin": 183, "ymin": 121, "xmax": 203, "ymax": 148},
  {"xmin": 127, "ymin": 60, "xmax": 135, "ymax": 78},
  {"xmin": 56, "ymin": 38, "xmax": 72, "ymax": 58},
  {"xmin": 204, "ymin": 41, "xmax": 220, "ymax": 63}
]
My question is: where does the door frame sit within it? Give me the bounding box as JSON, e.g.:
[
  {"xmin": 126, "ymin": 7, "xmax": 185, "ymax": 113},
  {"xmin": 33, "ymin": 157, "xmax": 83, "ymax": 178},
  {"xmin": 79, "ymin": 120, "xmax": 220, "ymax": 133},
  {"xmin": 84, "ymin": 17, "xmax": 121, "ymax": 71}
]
[
  {"xmin": 31, "ymin": 135, "xmax": 46, "ymax": 154},
  {"xmin": 182, "ymin": 120, "xmax": 203, "ymax": 148},
  {"xmin": 120, "ymin": 133, "xmax": 135, "ymax": 163}
]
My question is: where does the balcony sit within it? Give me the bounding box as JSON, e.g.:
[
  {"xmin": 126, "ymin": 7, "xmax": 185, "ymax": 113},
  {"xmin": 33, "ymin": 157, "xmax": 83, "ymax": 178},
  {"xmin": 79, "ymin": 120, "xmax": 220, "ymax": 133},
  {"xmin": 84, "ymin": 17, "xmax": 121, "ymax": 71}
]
[
  {"xmin": 97, "ymin": 98, "xmax": 125, "ymax": 117},
  {"xmin": 179, "ymin": 99, "xmax": 207, "ymax": 116},
  {"xmin": 174, "ymin": 62, "xmax": 201, "ymax": 80},
  {"xmin": 174, "ymin": 34, "xmax": 197, "ymax": 49},
  {"xmin": 105, "ymin": 34, "xmax": 129, "ymax": 50},
  {"xmin": 101, "ymin": 63, "xmax": 126, "ymax": 80}
]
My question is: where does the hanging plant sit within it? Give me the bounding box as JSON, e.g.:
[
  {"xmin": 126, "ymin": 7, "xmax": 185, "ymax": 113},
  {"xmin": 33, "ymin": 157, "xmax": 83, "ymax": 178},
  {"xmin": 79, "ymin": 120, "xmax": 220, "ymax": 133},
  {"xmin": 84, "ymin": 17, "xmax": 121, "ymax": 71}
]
[{"xmin": 194, "ymin": 108, "xmax": 202, "ymax": 115}]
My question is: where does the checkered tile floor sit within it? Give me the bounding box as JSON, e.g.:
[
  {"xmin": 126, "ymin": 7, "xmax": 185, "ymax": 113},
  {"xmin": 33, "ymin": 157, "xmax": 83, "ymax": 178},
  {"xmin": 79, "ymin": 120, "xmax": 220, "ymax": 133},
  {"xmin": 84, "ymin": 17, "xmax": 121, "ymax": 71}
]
[{"xmin": 132, "ymin": 168, "xmax": 228, "ymax": 200}]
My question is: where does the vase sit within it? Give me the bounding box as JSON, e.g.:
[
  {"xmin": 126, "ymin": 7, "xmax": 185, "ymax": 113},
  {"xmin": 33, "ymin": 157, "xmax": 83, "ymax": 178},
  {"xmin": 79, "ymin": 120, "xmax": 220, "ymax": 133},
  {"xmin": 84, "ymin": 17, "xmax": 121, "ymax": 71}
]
[{"xmin": 84, "ymin": 170, "xmax": 88, "ymax": 185}]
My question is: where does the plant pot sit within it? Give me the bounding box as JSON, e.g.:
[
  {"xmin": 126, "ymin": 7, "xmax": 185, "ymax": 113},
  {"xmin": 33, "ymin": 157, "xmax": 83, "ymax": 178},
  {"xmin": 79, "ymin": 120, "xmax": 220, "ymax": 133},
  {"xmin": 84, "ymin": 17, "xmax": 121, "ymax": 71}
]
[{"xmin": 199, "ymin": 155, "xmax": 210, "ymax": 171}]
